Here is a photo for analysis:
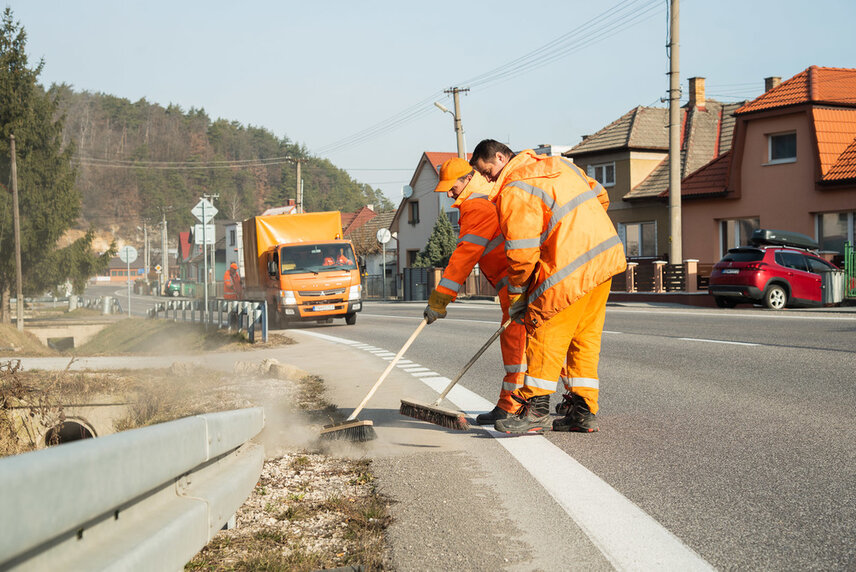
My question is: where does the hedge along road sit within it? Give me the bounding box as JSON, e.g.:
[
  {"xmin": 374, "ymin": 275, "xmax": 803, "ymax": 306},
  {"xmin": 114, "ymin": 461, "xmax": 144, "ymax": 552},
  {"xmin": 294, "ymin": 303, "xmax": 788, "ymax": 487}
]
[{"xmin": 291, "ymin": 300, "xmax": 856, "ymax": 571}]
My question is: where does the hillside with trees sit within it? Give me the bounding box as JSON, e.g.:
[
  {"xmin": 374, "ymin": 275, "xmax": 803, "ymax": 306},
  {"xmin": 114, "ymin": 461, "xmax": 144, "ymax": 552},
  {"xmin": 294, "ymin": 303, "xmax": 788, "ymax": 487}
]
[{"xmin": 50, "ymin": 86, "xmax": 393, "ymax": 234}]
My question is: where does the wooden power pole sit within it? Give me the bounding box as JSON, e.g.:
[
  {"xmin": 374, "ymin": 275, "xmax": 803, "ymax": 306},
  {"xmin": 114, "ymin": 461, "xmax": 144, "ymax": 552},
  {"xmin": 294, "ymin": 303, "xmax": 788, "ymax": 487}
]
[{"xmin": 10, "ymin": 135, "xmax": 23, "ymax": 331}]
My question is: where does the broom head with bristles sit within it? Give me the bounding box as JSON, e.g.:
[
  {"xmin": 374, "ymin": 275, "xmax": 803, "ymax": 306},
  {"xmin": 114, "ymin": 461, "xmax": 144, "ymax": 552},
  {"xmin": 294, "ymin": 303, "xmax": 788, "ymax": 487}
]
[
  {"xmin": 399, "ymin": 399, "xmax": 470, "ymax": 431},
  {"xmin": 319, "ymin": 419, "xmax": 377, "ymax": 442}
]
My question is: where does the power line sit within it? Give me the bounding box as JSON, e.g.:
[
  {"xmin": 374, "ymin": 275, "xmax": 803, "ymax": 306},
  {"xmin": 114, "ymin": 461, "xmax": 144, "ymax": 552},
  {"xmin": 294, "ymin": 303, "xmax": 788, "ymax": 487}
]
[{"xmin": 312, "ymin": 0, "xmax": 664, "ymax": 157}]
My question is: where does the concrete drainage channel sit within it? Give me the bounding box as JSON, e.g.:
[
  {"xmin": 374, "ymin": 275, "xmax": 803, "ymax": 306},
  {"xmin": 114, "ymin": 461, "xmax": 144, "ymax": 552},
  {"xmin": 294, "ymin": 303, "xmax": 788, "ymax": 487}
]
[{"xmin": 7, "ymin": 399, "xmax": 130, "ymax": 447}]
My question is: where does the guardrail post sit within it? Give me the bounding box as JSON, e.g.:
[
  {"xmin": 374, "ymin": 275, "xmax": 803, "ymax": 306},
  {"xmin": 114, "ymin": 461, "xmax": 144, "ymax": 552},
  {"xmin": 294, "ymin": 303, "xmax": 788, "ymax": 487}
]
[{"xmin": 262, "ymin": 301, "xmax": 268, "ymax": 342}]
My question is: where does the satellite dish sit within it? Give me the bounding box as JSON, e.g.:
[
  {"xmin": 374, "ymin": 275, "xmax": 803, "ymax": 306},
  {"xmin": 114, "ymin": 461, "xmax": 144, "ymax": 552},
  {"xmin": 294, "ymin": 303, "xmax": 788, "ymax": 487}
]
[
  {"xmin": 402, "ymin": 185, "xmax": 413, "ymax": 199},
  {"xmin": 376, "ymin": 228, "xmax": 392, "ymax": 244}
]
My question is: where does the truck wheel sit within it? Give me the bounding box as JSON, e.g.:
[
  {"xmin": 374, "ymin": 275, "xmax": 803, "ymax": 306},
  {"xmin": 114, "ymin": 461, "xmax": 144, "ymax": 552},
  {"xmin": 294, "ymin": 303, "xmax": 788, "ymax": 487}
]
[{"xmin": 345, "ymin": 312, "xmax": 357, "ymax": 325}]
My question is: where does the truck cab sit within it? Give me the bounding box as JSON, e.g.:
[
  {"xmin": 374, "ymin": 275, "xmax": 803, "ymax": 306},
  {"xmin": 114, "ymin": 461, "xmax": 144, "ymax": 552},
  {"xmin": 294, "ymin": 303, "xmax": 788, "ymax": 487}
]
[{"xmin": 264, "ymin": 240, "xmax": 362, "ymax": 325}]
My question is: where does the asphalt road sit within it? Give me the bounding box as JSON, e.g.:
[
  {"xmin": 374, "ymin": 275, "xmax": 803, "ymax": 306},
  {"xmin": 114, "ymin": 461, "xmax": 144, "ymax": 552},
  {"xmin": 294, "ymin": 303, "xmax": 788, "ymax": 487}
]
[
  {"xmin": 302, "ymin": 300, "xmax": 856, "ymax": 570},
  {"xmin": 85, "ymin": 288, "xmax": 856, "ymax": 569}
]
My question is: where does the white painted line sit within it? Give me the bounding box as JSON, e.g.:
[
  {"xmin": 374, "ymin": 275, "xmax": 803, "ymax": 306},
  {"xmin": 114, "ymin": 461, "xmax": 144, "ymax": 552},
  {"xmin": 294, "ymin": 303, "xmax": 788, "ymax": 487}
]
[
  {"xmin": 295, "ymin": 329, "xmax": 715, "ymax": 570},
  {"xmin": 402, "ymin": 367, "xmax": 430, "ymax": 373},
  {"xmin": 410, "ymin": 371, "xmax": 441, "ymax": 378},
  {"xmin": 678, "ymin": 337, "xmax": 759, "ymax": 347},
  {"xmin": 608, "ymin": 307, "xmax": 856, "ymax": 321}
]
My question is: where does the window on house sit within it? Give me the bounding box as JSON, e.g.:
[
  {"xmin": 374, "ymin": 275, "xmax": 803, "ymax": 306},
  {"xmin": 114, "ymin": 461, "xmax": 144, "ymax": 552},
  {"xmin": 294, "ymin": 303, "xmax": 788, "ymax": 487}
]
[
  {"xmin": 408, "ymin": 201, "xmax": 420, "ymax": 224},
  {"xmin": 817, "ymin": 211, "xmax": 853, "ymax": 255},
  {"xmin": 229, "ymin": 229, "xmax": 236, "ymax": 247},
  {"xmin": 446, "ymin": 209, "xmax": 459, "ymax": 233},
  {"xmin": 768, "ymin": 132, "xmax": 796, "ymax": 163},
  {"xmin": 619, "ymin": 221, "xmax": 656, "ymax": 257},
  {"xmin": 407, "ymin": 249, "xmax": 420, "ymax": 266},
  {"xmin": 720, "ymin": 218, "xmax": 760, "ymax": 256},
  {"xmin": 587, "ymin": 162, "xmax": 615, "ymax": 187}
]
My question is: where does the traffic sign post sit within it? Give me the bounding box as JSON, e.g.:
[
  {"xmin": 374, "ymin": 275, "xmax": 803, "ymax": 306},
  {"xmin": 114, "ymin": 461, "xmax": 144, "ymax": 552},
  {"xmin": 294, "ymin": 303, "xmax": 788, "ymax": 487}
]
[
  {"xmin": 377, "ymin": 228, "xmax": 391, "ymax": 300},
  {"xmin": 192, "ymin": 198, "xmax": 218, "ymax": 323},
  {"xmin": 119, "ymin": 245, "xmax": 138, "ymax": 316}
]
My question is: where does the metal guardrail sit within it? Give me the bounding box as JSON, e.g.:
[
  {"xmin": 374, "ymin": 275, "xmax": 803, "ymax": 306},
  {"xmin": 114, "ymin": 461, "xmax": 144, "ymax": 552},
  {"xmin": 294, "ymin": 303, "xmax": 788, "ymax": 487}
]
[
  {"xmin": 147, "ymin": 299, "xmax": 268, "ymax": 342},
  {"xmin": 0, "ymin": 407, "xmax": 264, "ymax": 570}
]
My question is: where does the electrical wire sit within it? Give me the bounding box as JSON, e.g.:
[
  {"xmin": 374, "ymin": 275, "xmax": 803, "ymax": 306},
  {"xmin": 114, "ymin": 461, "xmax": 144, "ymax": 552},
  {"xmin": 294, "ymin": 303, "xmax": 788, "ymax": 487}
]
[{"xmin": 313, "ymin": 0, "xmax": 664, "ymax": 156}]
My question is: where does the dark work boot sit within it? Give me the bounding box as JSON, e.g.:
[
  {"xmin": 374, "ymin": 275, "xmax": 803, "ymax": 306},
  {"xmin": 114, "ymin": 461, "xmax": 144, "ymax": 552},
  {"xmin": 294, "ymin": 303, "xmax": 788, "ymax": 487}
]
[
  {"xmin": 476, "ymin": 406, "xmax": 510, "ymax": 425},
  {"xmin": 494, "ymin": 395, "xmax": 551, "ymax": 434},
  {"xmin": 552, "ymin": 393, "xmax": 598, "ymax": 433},
  {"xmin": 555, "ymin": 392, "xmax": 574, "ymax": 416}
]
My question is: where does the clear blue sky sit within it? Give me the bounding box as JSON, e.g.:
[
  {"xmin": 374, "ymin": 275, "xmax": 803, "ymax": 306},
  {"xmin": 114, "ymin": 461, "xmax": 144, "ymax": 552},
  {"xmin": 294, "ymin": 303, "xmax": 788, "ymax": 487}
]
[{"xmin": 9, "ymin": 0, "xmax": 856, "ymax": 206}]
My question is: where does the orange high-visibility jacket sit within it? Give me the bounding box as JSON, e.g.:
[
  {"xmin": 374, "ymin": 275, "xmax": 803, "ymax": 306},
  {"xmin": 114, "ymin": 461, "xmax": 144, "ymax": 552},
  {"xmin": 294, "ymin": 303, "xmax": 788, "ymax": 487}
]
[
  {"xmin": 495, "ymin": 149, "xmax": 626, "ymax": 322},
  {"xmin": 435, "ymin": 174, "xmax": 508, "ymax": 298}
]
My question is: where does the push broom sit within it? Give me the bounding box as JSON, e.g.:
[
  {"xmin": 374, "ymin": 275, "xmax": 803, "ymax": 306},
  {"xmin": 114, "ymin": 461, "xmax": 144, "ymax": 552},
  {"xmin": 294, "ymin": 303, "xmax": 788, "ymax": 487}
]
[
  {"xmin": 399, "ymin": 317, "xmax": 512, "ymax": 431},
  {"xmin": 320, "ymin": 318, "xmax": 428, "ymax": 442}
]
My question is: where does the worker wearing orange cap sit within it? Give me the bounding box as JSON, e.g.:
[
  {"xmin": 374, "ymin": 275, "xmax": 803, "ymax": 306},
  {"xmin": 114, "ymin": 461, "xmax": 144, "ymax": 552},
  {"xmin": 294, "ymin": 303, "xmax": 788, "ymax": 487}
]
[
  {"xmin": 223, "ymin": 262, "xmax": 242, "ymax": 300},
  {"xmin": 423, "ymin": 157, "xmax": 527, "ymax": 424},
  {"xmin": 471, "ymin": 139, "xmax": 626, "ymax": 434}
]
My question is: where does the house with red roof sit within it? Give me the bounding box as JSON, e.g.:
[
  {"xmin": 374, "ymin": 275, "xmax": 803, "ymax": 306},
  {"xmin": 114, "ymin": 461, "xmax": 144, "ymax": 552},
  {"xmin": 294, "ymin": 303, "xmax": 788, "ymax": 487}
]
[
  {"xmin": 391, "ymin": 152, "xmax": 471, "ymax": 274},
  {"xmin": 679, "ymin": 66, "xmax": 856, "ymax": 264},
  {"xmin": 564, "ymin": 77, "xmax": 745, "ymax": 259}
]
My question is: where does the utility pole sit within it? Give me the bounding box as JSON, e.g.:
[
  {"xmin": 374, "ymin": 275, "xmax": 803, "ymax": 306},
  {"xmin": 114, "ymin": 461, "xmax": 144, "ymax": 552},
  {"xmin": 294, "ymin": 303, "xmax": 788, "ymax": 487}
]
[
  {"xmin": 296, "ymin": 160, "xmax": 303, "ymax": 213},
  {"xmin": 10, "ymin": 135, "xmax": 23, "ymax": 331},
  {"xmin": 668, "ymin": 0, "xmax": 682, "ymax": 264},
  {"xmin": 444, "ymin": 87, "xmax": 469, "ymax": 159},
  {"xmin": 161, "ymin": 213, "xmax": 168, "ymax": 295}
]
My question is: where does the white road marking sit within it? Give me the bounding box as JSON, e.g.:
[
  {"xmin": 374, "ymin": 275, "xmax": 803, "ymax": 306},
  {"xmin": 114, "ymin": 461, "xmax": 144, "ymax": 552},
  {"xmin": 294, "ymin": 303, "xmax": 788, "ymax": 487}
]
[
  {"xmin": 678, "ymin": 337, "xmax": 759, "ymax": 347},
  {"xmin": 297, "ymin": 329, "xmax": 715, "ymax": 570}
]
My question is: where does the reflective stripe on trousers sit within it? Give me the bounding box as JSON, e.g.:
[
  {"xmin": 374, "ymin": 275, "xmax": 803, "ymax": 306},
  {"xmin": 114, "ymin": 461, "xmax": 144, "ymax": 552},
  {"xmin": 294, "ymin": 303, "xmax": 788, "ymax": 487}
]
[
  {"xmin": 516, "ymin": 279, "xmax": 611, "ymax": 414},
  {"xmin": 497, "ymin": 285, "xmax": 526, "ymax": 413}
]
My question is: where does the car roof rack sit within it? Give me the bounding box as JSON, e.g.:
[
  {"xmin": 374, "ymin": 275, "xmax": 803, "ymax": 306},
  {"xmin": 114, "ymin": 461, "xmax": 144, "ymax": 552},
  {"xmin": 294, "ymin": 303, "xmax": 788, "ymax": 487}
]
[{"xmin": 749, "ymin": 229, "xmax": 818, "ymax": 251}]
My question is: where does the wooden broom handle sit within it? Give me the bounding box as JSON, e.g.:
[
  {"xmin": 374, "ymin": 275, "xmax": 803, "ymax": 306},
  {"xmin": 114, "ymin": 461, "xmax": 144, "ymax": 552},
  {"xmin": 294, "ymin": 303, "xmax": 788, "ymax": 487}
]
[
  {"xmin": 433, "ymin": 317, "xmax": 512, "ymax": 405},
  {"xmin": 347, "ymin": 318, "xmax": 427, "ymax": 421}
]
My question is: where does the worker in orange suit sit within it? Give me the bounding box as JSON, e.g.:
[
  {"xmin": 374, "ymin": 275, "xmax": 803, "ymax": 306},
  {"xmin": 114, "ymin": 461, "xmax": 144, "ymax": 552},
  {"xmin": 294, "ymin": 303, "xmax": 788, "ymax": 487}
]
[
  {"xmin": 223, "ymin": 262, "xmax": 242, "ymax": 300},
  {"xmin": 471, "ymin": 140, "xmax": 626, "ymax": 434},
  {"xmin": 423, "ymin": 157, "xmax": 527, "ymax": 425}
]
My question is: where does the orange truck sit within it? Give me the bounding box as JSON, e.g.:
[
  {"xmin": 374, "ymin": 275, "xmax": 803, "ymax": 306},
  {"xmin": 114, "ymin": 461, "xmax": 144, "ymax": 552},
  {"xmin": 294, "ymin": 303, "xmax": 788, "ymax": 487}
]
[{"xmin": 241, "ymin": 211, "xmax": 362, "ymax": 326}]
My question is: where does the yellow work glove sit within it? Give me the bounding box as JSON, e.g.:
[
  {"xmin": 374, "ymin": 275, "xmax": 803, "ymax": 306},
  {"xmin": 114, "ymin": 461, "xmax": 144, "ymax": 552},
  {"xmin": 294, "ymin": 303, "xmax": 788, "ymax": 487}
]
[
  {"xmin": 508, "ymin": 293, "xmax": 528, "ymax": 318},
  {"xmin": 424, "ymin": 290, "xmax": 454, "ymax": 324}
]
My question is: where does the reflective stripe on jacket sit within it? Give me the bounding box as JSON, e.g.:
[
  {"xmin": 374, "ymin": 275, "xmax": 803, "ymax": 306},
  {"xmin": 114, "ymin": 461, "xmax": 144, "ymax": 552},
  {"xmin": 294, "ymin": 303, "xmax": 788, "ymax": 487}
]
[
  {"xmin": 495, "ymin": 149, "xmax": 626, "ymax": 322},
  {"xmin": 436, "ymin": 174, "xmax": 508, "ymax": 298}
]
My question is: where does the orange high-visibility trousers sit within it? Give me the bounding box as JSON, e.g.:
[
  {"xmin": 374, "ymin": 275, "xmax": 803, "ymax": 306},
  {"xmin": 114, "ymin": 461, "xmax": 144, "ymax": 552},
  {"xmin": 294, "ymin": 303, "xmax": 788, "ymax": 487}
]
[
  {"xmin": 497, "ymin": 286, "xmax": 526, "ymax": 413},
  {"xmin": 516, "ymin": 278, "xmax": 611, "ymax": 414}
]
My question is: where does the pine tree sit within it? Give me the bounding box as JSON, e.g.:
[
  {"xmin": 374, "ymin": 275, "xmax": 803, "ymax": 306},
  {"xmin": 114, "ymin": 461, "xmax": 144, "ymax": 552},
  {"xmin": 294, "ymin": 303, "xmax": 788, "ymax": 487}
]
[
  {"xmin": 413, "ymin": 212, "xmax": 457, "ymax": 268},
  {"xmin": 0, "ymin": 8, "xmax": 112, "ymax": 320}
]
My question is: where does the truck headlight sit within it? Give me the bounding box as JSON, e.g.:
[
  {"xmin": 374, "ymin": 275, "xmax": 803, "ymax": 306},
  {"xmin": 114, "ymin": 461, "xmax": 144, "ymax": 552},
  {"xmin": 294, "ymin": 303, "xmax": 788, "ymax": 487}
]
[
  {"xmin": 349, "ymin": 284, "xmax": 362, "ymax": 301},
  {"xmin": 279, "ymin": 290, "xmax": 297, "ymax": 305}
]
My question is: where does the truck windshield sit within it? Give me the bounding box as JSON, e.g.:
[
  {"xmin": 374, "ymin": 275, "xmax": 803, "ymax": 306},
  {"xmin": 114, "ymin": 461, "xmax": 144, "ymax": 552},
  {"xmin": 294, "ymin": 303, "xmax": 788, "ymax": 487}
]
[{"xmin": 280, "ymin": 243, "xmax": 357, "ymax": 274}]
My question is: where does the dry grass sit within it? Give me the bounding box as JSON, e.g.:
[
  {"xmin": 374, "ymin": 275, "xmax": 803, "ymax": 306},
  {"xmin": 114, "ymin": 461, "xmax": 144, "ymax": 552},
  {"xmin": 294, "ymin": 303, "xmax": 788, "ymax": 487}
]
[
  {"xmin": 74, "ymin": 319, "xmax": 254, "ymax": 356},
  {"xmin": 0, "ymin": 323, "xmax": 58, "ymax": 357}
]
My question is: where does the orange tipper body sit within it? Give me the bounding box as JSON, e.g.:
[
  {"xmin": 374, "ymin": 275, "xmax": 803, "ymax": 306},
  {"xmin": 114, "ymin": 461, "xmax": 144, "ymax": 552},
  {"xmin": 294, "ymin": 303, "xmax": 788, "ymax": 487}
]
[
  {"xmin": 495, "ymin": 149, "xmax": 626, "ymax": 323},
  {"xmin": 241, "ymin": 211, "xmax": 362, "ymax": 324}
]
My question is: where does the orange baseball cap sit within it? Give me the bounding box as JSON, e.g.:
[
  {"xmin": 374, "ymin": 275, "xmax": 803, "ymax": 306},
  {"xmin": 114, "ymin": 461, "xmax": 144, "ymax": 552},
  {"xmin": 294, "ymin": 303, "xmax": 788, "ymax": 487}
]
[{"xmin": 433, "ymin": 158, "xmax": 473, "ymax": 193}]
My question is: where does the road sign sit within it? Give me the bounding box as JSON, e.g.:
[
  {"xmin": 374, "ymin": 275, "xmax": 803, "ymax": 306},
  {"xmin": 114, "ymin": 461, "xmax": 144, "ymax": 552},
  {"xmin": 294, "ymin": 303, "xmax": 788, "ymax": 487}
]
[
  {"xmin": 118, "ymin": 245, "xmax": 138, "ymax": 264},
  {"xmin": 155, "ymin": 265, "xmax": 162, "ymax": 274},
  {"xmin": 194, "ymin": 224, "xmax": 216, "ymax": 245},
  {"xmin": 376, "ymin": 228, "xmax": 391, "ymax": 244},
  {"xmin": 191, "ymin": 198, "xmax": 218, "ymax": 223}
]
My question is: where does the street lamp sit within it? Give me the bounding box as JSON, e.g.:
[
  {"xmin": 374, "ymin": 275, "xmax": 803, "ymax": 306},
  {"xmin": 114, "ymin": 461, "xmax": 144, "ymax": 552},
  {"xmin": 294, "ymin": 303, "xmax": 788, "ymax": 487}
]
[{"xmin": 433, "ymin": 87, "xmax": 468, "ymax": 159}]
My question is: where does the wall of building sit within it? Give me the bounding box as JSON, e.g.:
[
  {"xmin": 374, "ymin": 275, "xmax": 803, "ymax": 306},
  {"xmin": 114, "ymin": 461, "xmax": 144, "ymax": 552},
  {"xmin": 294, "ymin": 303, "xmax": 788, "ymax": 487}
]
[
  {"xmin": 683, "ymin": 110, "xmax": 856, "ymax": 263},
  {"xmin": 396, "ymin": 162, "xmax": 442, "ymax": 270}
]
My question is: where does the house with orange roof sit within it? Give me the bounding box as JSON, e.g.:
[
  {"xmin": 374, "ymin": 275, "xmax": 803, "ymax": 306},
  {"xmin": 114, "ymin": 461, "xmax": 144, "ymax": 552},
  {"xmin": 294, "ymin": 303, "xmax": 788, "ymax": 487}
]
[
  {"xmin": 391, "ymin": 152, "xmax": 471, "ymax": 275},
  {"xmin": 564, "ymin": 77, "xmax": 746, "ymax": 259},
  {"xmin": 678, "ymin": 66, "xmax": 856, "ymax": 265}
]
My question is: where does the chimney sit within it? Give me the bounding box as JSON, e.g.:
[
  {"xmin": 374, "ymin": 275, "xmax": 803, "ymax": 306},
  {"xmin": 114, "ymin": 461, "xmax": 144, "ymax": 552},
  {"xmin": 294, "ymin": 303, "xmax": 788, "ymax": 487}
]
[
  {"xmin": 688, "ymin": 77, "xmax": 705, "ymax": 109},
  {"xmin": 765, "ymin": 76, "xmax": 781, "ymax": 92}
]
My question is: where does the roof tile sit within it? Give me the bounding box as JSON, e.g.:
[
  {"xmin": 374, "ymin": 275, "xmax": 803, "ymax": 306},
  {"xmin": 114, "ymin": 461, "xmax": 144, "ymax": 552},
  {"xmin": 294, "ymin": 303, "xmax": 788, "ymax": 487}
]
[{"xmin": 737, "ymin": 66, "xmax": 856, "ymax": 114}]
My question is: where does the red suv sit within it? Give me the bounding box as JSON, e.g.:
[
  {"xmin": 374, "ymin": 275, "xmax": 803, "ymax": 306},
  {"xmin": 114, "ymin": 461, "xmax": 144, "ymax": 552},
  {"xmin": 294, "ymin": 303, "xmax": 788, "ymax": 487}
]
[{"xmin": 709, "ymin": 245, "xmax": 840, "ymax": 309}]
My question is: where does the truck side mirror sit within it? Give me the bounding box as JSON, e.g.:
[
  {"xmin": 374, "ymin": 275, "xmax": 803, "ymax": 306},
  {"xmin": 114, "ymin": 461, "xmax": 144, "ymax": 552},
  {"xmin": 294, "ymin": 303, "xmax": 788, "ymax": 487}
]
[{"xmin": 267, "ymin": 261, "xmax": 277, "ymax": 276}]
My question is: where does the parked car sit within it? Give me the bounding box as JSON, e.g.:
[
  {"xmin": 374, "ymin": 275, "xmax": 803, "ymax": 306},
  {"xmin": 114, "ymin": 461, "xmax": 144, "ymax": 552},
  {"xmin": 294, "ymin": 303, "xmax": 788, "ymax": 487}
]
[
  {"xmin": 709, "ymin": 245, "xmax": 840, "ymax": 309},
  {"xmin": 164, "ymin": 278, "xmax": 184, "ymax": 297}
]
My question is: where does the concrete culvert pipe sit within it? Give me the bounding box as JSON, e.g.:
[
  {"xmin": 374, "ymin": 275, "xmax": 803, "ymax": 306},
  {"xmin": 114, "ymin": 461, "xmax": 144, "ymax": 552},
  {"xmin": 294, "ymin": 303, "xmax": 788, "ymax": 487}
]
[{"xmin": 44, "ymin": 419, "xmax": 96, "ymax": 446}]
